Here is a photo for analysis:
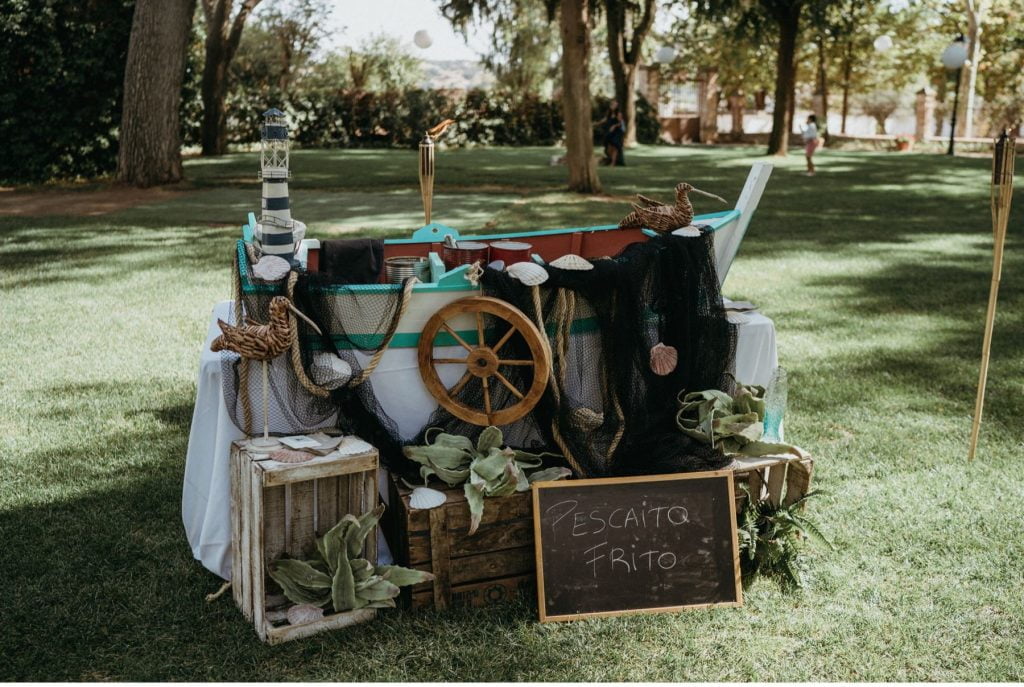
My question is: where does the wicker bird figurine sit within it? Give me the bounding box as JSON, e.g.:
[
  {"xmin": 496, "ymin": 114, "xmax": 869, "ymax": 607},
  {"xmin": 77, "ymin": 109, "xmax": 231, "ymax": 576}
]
[
  {"xmin": 211, "ymin": 296, "xmax": 321, "ymax": 361},
  {"xmin": 619, "ymin": 182, "xmax": 727, "ymax": 233}
]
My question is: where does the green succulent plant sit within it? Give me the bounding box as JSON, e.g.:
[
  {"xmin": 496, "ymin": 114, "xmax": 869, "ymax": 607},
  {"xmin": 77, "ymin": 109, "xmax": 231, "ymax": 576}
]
[
  {"xmin": 737, "ymin": 487, "xmax": 833, "ymax": 590},
  {"xmin": 403, "ymin": 426, "xmax": 569, "ymax": 534},
  {"xmin": 267, "ymin": 505, "xmax": 434, "ymax": 613},
  {"xmin": 676, "ymin": 383, "xmax": 806, "ymax": 458}
]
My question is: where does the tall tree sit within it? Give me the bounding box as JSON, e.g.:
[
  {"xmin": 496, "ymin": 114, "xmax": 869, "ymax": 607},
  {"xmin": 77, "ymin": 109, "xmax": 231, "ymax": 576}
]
[
  {"xmin": 560, "ymin": 0, "xmax": 601, "ymax": 191},
  {"xmin": 200, "ymin": 0, "xmax": 262, "ymax": 156},
  {"xmin": 117, "ymin": 0, "xmax": 197, "ymax": 186},
  {"xmin": 441, "ymin": 0, "xmax": 600, "ymax": 193},
  {"xmin": 955, "ymin": 0, "xmax": 987, "ymax": 137},
  {"xmin": 603, "ymin": 0, "xmax": 656, "ymax": 146},
  {"xmin": 461, "ymin": 0, "xmax": 558, "ymax": 99}
]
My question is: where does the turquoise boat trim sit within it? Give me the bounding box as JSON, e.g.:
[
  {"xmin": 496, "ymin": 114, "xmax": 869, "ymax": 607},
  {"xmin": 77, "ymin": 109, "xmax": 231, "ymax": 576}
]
[
  {"xmin": 236, "ymin": 209, "xmax": 740, "ymax": 296},
  {"xmin": 304, "ymin": 316, "xmax": 605, "ymax": 351}
]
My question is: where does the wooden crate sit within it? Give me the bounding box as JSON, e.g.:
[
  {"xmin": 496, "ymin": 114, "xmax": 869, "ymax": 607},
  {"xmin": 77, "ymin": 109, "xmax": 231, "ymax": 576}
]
[
  {"xmin": 384, "ymin": 476, "xmax": 535, "ymax": 610},
  {"xmin": 230, "ymin": 441, "xmax": 379, "ymax": 644},
  {"xmin": 382, "ymin": 454, "xmax": 813, "ymax": 612},
  {"xmin": 730, "ymin": 454, "xmax": 815, "ymax": 513}
]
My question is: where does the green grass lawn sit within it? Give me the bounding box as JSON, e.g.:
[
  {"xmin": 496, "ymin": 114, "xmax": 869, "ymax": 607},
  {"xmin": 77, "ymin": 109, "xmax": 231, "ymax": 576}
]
[{"xmin": 1, "ymin": 145, "xmax": 1022, "ymax": 680}]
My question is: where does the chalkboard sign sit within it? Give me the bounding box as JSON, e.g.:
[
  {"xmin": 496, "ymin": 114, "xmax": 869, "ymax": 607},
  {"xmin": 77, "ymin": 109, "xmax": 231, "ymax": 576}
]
[{"xmin": 531, "ymin": 471, "xmax": 742, "ymax": 622}]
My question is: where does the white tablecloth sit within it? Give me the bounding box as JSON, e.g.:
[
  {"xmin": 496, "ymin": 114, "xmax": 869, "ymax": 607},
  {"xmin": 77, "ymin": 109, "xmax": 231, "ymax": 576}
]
[{"xmin": 183, "ymin": 300, "xmax": 778, "ymax": 580}]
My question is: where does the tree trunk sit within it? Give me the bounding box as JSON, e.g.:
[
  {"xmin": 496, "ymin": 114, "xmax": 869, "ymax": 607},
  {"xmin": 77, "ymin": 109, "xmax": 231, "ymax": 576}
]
[
  {"xmin": 728, "ymin": 92, "xmax": 745, "ymax": 139},
  {"xmin": 200, "ymin": 0, "xmax": 262, "ymax": 156},
  {"xmin": 200, "ymin": 37, "xmax": 229, "ymax": 155},
  {"xmin": 117, "ymin": 0, "xmax": 196, "ymax": 187},
  {"xmin": 815, "ymin": 35, "xmax": 829, "ymax": 141},
  {"xmin": 957, "ymin": 0, "xmax": 986, "ymax": 137},
  {"xmin": 840, "ymin": 40, "xmax": 852, "ymax": 134},
  {"xmin": 767, "ymin": 4, "xmax": 800, "ymax": 155},
  {"xmin": 560, "ymin": 0, "xmax": 601, "ymax": 194},
  {"xmin": 604, "ymin": 0, "xmax": 655, "ymax": 147},
  {"xmin": 698, "ymin": 68, "xmax": 719, "ymax": 144}
]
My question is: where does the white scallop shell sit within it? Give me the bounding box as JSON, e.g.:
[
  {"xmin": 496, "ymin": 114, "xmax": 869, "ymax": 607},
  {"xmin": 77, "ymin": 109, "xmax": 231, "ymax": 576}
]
[
  {"xmin": 409, "ymin": 486, "xmax": 447, "ymax": 510},
  {"xmin": 549, "ymin": 254, "xmax": 594, "ymax": 271},
  {"xmin": 310, "ymin": 352, "xmax": 352, "ymax": 390},
  {"xmin": 252, "ymin": 255, "xmax": 291, "ymax": 281},
  {"xmin": 269, "ymin": 448, "xmax": 314, "ymax": 463},
  {"xmin": 487, "ymin": 259, "xmax": 506, "ymax": 271},
  {"xmin": 506, "ymin": 261, "xmax": 548, "ymax": 285},
  {"xmin": 649, "ymin": 343, "xmax": 678, "ymax": 376},
  {"xmin": 671, "ymin": 225, "xmax": 702, "ymax": 237},
  {"xmin": 286, "ymin": 604, "xmax": 324, "ymax": 625},
  {"xmin": 336, "ymin": 436, "xmax": 374, "ymax": 456}
]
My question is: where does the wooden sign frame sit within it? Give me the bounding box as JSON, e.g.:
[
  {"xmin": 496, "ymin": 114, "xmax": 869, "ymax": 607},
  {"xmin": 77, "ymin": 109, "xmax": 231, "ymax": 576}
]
[{"xmin": 531, "ymin": 470, "xmax": 743, "ymax": 623}]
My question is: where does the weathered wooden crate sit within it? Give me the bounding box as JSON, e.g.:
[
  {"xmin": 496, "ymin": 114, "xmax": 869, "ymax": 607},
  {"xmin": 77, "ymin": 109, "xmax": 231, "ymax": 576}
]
[
  {"xmin": 231, "ymin": 441, "xmax": 379, "ymax": 644},
  {"xmin": 384, "ymin": 476, "xmax": 535, "ymax": 610},
  {"xmin": 730, "ymin": 454, "xmax": 815, "ymax": 513},
  {"xmin": 382, "ymin": 454, "xmax": 813, "ymax": 612}
]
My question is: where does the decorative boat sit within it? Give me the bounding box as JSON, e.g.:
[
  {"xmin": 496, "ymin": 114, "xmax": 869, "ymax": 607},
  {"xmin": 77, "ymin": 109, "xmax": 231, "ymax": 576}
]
[{"xmin": 233, "ymin": 163, "xmax": 773, "ymax": 438}]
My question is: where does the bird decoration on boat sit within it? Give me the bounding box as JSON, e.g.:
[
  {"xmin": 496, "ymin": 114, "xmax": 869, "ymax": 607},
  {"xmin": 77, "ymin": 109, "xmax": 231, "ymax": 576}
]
[
  {"xmin": 618, "ymin": 182, "xmax": 727, "ymax": 234},
  {"xmin": 211, "ymin": 296, "xmax": 324, "ymax": 453},
  {"xmin": 211, "ymin": 296, "xmax": 322, "ymax": 360}
]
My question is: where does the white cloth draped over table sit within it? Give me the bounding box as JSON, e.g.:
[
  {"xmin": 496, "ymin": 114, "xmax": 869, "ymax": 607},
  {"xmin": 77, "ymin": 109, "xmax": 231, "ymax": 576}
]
[{"xmin": 183, "ymin": 300, "xmax": 779, "ymax": 580}]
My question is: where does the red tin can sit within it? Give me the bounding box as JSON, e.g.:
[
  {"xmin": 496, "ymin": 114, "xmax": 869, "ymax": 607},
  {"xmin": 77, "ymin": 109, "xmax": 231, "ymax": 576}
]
[
  {"xmin": 488, "ymin": 240, "xmax": 533, "ymax": 265},
  {"xmin": 441, "ymin": 241, "xmax": 490, "ymax": 271}
]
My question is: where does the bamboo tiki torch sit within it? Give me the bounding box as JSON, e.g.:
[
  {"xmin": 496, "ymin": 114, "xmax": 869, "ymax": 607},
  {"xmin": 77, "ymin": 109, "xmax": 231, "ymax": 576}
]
[
  {"xmin": 968, "ymin": 129, "xmax": 1016, "ymax": 461},
  {"xmin": 418, "ymin": 119, "xmax": 456, "ymax": 227}
]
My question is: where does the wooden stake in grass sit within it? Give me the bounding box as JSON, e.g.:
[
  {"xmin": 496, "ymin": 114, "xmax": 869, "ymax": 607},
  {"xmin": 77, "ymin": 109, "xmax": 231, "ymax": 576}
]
[{"xmin": 968, "ymin": 130, "xmax": 1016, "ymax": 461}]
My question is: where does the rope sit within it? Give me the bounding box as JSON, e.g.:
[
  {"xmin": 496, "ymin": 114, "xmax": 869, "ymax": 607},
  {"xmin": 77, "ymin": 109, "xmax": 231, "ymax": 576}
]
[
  {"xmin": 284, "ymin": 272, "xmax": 419, "ymax": 396},
  {"xmin": 205, "ymin": 581, "xmax": 231, "ymax": 603},
  {"xmin": 530, "ymin": 285, "xmax": 582, "ymax": 475},
  {"xmin": 232, "ymin": 252, "xmax": 254, "ymax": 434}
]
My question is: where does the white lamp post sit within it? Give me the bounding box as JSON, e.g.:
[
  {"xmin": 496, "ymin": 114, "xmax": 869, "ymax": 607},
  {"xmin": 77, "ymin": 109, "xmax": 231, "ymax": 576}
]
[{"xmin": 941, "ymin": 34, "xmax": 968, "ymax": 156}]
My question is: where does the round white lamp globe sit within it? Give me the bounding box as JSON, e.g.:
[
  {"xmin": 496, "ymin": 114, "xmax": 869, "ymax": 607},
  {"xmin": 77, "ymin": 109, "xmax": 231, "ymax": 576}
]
[
  {"xmin": 414, "ymin": 30, "xmax": 433, "ymax": 50},
  {"xmin": 873, "ymin": 35, "xmax": 893, "ymax": 52},
  {"xmin": 941, "ymin": 40, "xmax": 968, "ymax": 70},
  {"xmin": 654, "ymin": 45, "xmax": 676, "ymax": 64}
]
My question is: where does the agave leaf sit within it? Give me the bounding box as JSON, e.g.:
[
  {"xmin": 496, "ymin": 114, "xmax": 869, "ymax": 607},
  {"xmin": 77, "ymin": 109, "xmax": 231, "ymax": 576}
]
[
  {"xmin": 472, "ymin": 448, "xmax": 511, "ymax": 482},
  {"xmin": 268, "ymin": 558, "xmax": 332, "ymax": 588},
  {"xmin": 364, "ymin": 598, "xmax": 397, "ymax": 609},
  {"xmin": 355, "ymin": 573, "xmax": 385, "ymax": 591},
  {"xmin": 528, "ymin": 466, "xmax": 572, "ymax": 483},
  {"xmin": 357, "ymin": 578, "xmax": 401, "ymax": 601},
  {"xmin": 431, "ymin": 464, "xmax": 471, "ymax": 486},
  {"xmin": 476, "ymin": 426, "xmax": 504, "ymax": 453},
  {"xmin": 350, "ymin": 558, "xmax": 374, "ymax": 582},
  {"xmin": 430, "ymin": 431, "xmax": 476, "ymax": 452},
  {"xmin": 346, "ymin": 504, "xmax": 385, "ymax": 558},
  {"xmin": 331, "ymin": 546, "xmax": 357, "ymax": 612},
  {"xmin": 267, "ymin": 560, "xmax": 333, "ymax": 607},
  {"xmin": 318, "ymin": 515, "xmax": 356, "ymax": 574},
  {"xmin": 403, "ymin": 444, "xmax": 473, "ymax": 470},
  {"xmin": 737, "ymin": 441, "xmax": 804, "ymax": 458},
  {"xmin": 464, "ymin": 482, "xmax": 485, "ymax": 535},
  {"xmin": 378, "ymin": 564, "xmax": 435, "ymax": 587}
]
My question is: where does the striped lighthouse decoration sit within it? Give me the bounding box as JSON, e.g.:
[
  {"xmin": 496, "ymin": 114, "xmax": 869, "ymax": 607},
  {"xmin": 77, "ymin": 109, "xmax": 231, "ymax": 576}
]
[{"xmin": 257, "ymin": 108, "xmax": 297, "ymax": 263}]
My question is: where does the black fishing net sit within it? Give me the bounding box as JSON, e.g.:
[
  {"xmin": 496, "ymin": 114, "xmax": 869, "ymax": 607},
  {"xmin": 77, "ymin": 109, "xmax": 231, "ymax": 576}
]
[
  {"xmin": 221, "ymin": 232, "xmax": 736, "ymax": 479},
  {"xmin": 408, "ymin": 232, "xmax": 737, "ymax": 478}
]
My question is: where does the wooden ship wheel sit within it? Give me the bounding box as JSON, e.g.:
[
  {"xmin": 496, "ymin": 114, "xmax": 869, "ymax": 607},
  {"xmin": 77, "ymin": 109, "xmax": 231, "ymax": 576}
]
[{"xmin": 417, "ymin": 296, "xmax": 551, "ymax": 426}]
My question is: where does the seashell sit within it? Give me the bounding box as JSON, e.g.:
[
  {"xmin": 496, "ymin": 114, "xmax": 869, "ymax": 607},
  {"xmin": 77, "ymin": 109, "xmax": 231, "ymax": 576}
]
[
  {"xmin": 310, "ymin": 352, "xmax": 352, "ymax": 390},
  {"xmin": 409, "ymin": 486, "xmax": 447, "ymax": 510},
  {"xmin": 336, "ymin": 436, "xmax": 374, "ymax": 456},
  {"xmin": 252, "ymin": 255, "xmax": 291, "ymax": 281},
  {"xmin": 269, "ymin": 449, "xmax": 315, "ymax": 463},
  {"xmin": 649, "ymin": 342, "xmax": 678, "ymax": 376},
  {"xmin": 487, "ymin": 259, "xmax": 506, "ymax": 271},
  {"xmin": 549, "ymin": 254, "xmax": 594, "ymax": 271},
  {"xmin": 286, "ymin": 604, "xmax": 324, "ymax": 625},
  {"xmin": 506, "ymin": 261, "xmax": 549, "ymax": 285},
  {"xmin": 671, "ymin": 225, "xmax": 702, "ymax": 237}
]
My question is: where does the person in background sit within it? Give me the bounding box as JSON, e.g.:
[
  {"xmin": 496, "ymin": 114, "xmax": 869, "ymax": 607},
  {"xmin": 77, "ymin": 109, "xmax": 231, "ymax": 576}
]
[
  {"xmin": 802, "ymin": 114, "xmax": 821, "ymax": 176},
  {"xmin": 601, "ymin": 100, "xmax": 626, "ymax": 166}
]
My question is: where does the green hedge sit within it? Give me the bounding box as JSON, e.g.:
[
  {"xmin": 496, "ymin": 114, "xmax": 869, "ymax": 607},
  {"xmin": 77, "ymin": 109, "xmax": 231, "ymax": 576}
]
[
  {"xmin": 191, "ymin": 88, "xmax": 659, "ymax": 150},
  {"xmin": 0, "ymin": 0, "xmax": 134, "ymax": 184}
]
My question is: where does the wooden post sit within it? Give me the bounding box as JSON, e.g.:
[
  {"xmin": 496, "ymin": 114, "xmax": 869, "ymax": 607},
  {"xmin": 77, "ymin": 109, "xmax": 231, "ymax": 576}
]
[{"xmin": 968, "ymin": 131, "xmax": 1016, "ymax": 461}]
